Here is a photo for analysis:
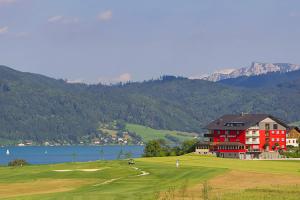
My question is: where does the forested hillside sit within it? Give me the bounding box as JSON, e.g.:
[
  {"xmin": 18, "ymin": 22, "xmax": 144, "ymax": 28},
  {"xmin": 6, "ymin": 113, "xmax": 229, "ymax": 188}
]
[{"xmin": 1, "ymin": 65, "xmax": 300, "ymax": 144}]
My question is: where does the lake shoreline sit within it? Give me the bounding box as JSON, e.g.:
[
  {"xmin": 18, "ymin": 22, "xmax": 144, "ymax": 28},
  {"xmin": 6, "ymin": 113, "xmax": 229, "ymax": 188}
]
[{"xmin": 1, "ymin": 145, "xmax": 144, "ymax": 165}]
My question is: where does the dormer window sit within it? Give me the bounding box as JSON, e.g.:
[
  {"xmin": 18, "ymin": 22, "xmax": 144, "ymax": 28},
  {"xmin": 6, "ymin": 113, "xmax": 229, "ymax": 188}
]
[{"xmin": 224, "ymin": 122, "xmax": 245, "ymax": 127}]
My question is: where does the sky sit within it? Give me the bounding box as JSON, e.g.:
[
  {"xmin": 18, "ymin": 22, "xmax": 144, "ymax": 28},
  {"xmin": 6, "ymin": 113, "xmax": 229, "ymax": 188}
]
[{"xmin": 0, "ymin": 0, "xmax": 300, "ymax": 83}]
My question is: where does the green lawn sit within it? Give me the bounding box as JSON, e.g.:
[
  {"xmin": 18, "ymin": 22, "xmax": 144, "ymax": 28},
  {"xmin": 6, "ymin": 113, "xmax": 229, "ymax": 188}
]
[
  {"xmin": 1, "ymin": 155, "xmax": 300, "ymax": 199},
  {"xmin": 126, "ymin": 123, "xmax": 197, "ymax": 144}
]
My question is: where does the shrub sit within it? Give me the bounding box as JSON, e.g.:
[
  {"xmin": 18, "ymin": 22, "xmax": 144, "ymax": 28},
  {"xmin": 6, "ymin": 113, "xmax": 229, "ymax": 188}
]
[{"xmin": 8, "ymin": 159, "xmax": 28, "ymax": 167}]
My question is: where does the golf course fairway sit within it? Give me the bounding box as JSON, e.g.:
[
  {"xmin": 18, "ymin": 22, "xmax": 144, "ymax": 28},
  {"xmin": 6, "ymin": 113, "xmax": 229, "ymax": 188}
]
[{"xmin": 0, "ymin": 154, "xmax": 300, "ymax": 200}]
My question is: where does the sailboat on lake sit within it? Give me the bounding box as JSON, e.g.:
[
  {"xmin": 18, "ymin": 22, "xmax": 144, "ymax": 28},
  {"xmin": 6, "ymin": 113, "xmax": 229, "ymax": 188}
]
[{"xmin": 6, "ymin": 149, "xmax": 10, "ymax": 155}]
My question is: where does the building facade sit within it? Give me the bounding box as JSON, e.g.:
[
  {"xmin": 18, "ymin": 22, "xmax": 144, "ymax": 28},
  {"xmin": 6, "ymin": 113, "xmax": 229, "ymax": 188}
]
[
  {"xmin": 286, "ymin": 126, "xmax": 300, "ymax": 147},
  {"xmin": 196, "ymin": 114, "xmax": 289, "ymax": 159}
]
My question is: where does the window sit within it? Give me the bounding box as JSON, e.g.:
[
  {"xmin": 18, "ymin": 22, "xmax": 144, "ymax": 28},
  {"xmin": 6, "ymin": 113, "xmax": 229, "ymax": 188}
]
[
  {"xmin": 273, "ymin": 124, "xmax": 278, "ymax": 130},
  {"xmin": 265, "ymin": 123, "xmax": 270, "ymax": 130},
  {"xmin": 277, "ymin": 131, "xmax": 280, "ymax": 134},
  {"xmin": 272, "ymin": 138, "xmax": 275, "ymax": 142},
  {"xmin": 282, "ymin": 138, "xmax": 285, "ymax": 142},
  {"xmin": 282, "ymin": 131, "xmax": 285, "ymax": 134},
  {"xmin": 281, "ymin": 145, "xmax": 285, "ymax": 148},
  {"xmin": 277, "ymin": 138, "xmax": 280, "ymax": 142},
  {"xmin": 266, "ymin": 131, "xmax": 270, "ymax": 137},
  {"xmin": 217, "ymin": 130, "xmax": 220, "ymax": 134}
]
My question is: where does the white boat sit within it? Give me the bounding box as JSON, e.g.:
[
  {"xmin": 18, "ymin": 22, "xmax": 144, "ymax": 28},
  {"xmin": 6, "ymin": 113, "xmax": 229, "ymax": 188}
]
[{"xmin": 6, "ymin": 149, "xmax": 10, "ymax": 155}]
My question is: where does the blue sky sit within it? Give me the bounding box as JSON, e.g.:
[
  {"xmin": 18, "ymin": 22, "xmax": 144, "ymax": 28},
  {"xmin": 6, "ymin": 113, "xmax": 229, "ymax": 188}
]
[{"xmin": 0, "ymin": 0, "xmax": 300, "ymax": 83}]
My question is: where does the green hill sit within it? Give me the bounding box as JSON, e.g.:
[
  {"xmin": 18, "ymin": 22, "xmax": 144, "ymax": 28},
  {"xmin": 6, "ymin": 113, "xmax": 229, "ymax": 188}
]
[{"xmin": 1, "ymin": 65, "xmax": 300, "ymax": 144}]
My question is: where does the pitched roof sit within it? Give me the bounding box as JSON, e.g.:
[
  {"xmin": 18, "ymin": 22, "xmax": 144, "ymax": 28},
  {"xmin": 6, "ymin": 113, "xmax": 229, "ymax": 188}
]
[
  {"xmin": 205, "ymin": 114, "xmax": 289, "ymax": 130},
  {"xmin": 287, "ymin": 126, "xmax": 300, "ymax": 138},
  {"xmin": 288, "ymin": 126, "xmax": 300, "ymax": 132}
]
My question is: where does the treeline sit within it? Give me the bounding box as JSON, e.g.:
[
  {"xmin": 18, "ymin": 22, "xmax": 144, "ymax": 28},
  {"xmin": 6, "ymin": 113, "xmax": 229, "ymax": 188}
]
[{"xmin": 143, "ymin": 139, "xmax": 198, "ymax": 157}]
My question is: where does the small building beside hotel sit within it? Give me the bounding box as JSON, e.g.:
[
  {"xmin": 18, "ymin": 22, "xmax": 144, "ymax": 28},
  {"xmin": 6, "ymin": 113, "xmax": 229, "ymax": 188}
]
[
  {"xmin": 286, "ymin": 126, "xmax": 300, "ymax": 147},
  {"xmin": 196, "ymin": 113, "xmax": 289, "ymax": 159}
]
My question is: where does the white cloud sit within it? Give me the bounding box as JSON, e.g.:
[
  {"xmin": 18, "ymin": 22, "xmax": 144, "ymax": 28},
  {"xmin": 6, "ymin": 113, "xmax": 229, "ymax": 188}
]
[
  {"xmin": 98, "ymin": 73, "xmax": 132, "ymax": 84},
  {"xmin": 115, "ymin": 73, "xmax": 131, "ymax": 82},
  {"xmin": 66, "ymin": 78, "xmax": 86, "ymax": 84},
  {"xmin": 97, "ymin": 10, "xmax": 113, "ymax": 22},
  {"xmin": 289, "ymin": 11, "xmax": 299, "ymax": 17},
  {"xmin": 48, "ymin": 15, "xmax": 79, "ymax": 24},
  {"xmin": 0, "ymin": 0, "xmax": 16, "ymax": 5},
  {"xmin": 48, "ymin": 15, "xmax": 63, "ymax": 23},
  {"xmin": 0, "ymin": 26, "xmax": 8, "ymax": 34}
]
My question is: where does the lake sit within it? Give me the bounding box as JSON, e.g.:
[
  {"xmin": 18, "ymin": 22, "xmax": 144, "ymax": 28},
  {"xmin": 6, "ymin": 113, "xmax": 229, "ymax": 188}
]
[{"xmin": 0, "ymin": 145, "xmax": 144, "ymax": 165}]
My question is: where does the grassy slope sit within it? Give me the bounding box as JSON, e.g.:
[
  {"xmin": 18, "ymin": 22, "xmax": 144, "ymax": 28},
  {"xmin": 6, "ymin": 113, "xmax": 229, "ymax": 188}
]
[
  {"xmin": 126, "ymin": 123, "xmax": 197, "ymax": 143},
  {"xmin": 1, "ymin": 155, "xmax": 300, "ymax": 199}
]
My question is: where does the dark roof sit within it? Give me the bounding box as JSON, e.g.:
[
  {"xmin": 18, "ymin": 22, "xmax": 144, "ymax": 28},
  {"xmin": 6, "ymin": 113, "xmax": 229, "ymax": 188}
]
[
  {"xmin": 205, "ymin": 114, "xmax": 289, "ymax": 130},
  {"xmin": 288, "ymin": 126, "xmax": 300, "ymax": 132}
]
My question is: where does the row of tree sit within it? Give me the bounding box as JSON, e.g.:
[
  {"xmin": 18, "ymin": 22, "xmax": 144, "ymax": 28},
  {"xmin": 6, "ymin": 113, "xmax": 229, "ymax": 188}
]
[{"xmin": 143, "ymin": 139, "xmax": 198, "ymax": 157}]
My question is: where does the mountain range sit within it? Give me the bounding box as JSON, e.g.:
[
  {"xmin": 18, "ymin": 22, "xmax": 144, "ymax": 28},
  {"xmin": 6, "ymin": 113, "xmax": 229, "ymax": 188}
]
[
  {"xmin": 202, "ymin": 62, "xmax": 300, "ymax": 82},
  {"xmin": 1, "ymin": 64, "xmax": 300, "ymax": 144}
]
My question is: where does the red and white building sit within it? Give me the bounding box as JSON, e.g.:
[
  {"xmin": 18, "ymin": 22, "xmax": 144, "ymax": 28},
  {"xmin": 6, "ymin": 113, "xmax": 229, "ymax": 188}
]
[{"xmin": 196, "ymin": 114, "xmax": 289, "ymax": 159}]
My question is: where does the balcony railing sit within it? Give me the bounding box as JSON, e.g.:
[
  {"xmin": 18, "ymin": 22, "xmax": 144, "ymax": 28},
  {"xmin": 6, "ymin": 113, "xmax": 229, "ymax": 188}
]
[
  {"xmin": 246, "ymin": 132, "xmax": 260, "ymax": 137},
  {"xmin": 246, "ymin": 140, "xmax": 260, "ymax": 144}
]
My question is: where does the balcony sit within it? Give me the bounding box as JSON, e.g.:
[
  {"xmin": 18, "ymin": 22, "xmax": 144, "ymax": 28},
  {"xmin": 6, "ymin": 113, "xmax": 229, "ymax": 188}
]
[
  {"xmin": 246, "ymin": 140, "xmax": 260, "ymax": 145},
  {"xmin": 246, "ymin": 131, "xmax": 260, "ymax": 137}
]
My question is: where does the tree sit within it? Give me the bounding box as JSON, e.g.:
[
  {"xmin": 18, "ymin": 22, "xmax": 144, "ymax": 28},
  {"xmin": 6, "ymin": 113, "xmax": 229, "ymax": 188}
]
[
  {"xmin": 143, "ymin": 139, "xmax": 169, "ymax": 157},
  {"xmin": 181, "ymin": 139, "xmax": 198, "ymax": 154}
]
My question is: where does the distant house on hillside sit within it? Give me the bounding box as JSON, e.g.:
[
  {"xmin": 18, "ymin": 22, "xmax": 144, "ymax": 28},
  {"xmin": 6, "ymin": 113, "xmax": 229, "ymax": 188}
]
[
  {"xmin": 196, "ymin": 114, "xmax": 289, "ymax": 159},
  {"xmin": 286, "ymin": 126, "xmax": 300, "ymax": 147}
]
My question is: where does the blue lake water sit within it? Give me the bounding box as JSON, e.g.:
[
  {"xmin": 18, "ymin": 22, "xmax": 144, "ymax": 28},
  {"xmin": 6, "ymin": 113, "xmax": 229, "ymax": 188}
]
[{"xmin": 0, "ymin": 145, "xmax": 144, "ymax": 165}]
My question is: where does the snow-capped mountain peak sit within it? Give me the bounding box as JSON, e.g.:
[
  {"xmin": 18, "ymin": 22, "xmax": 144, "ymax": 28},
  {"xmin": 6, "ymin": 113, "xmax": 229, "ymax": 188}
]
[{"xmin": 201, "ymin": 62, "xmax": 300, "ymax": 82}]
